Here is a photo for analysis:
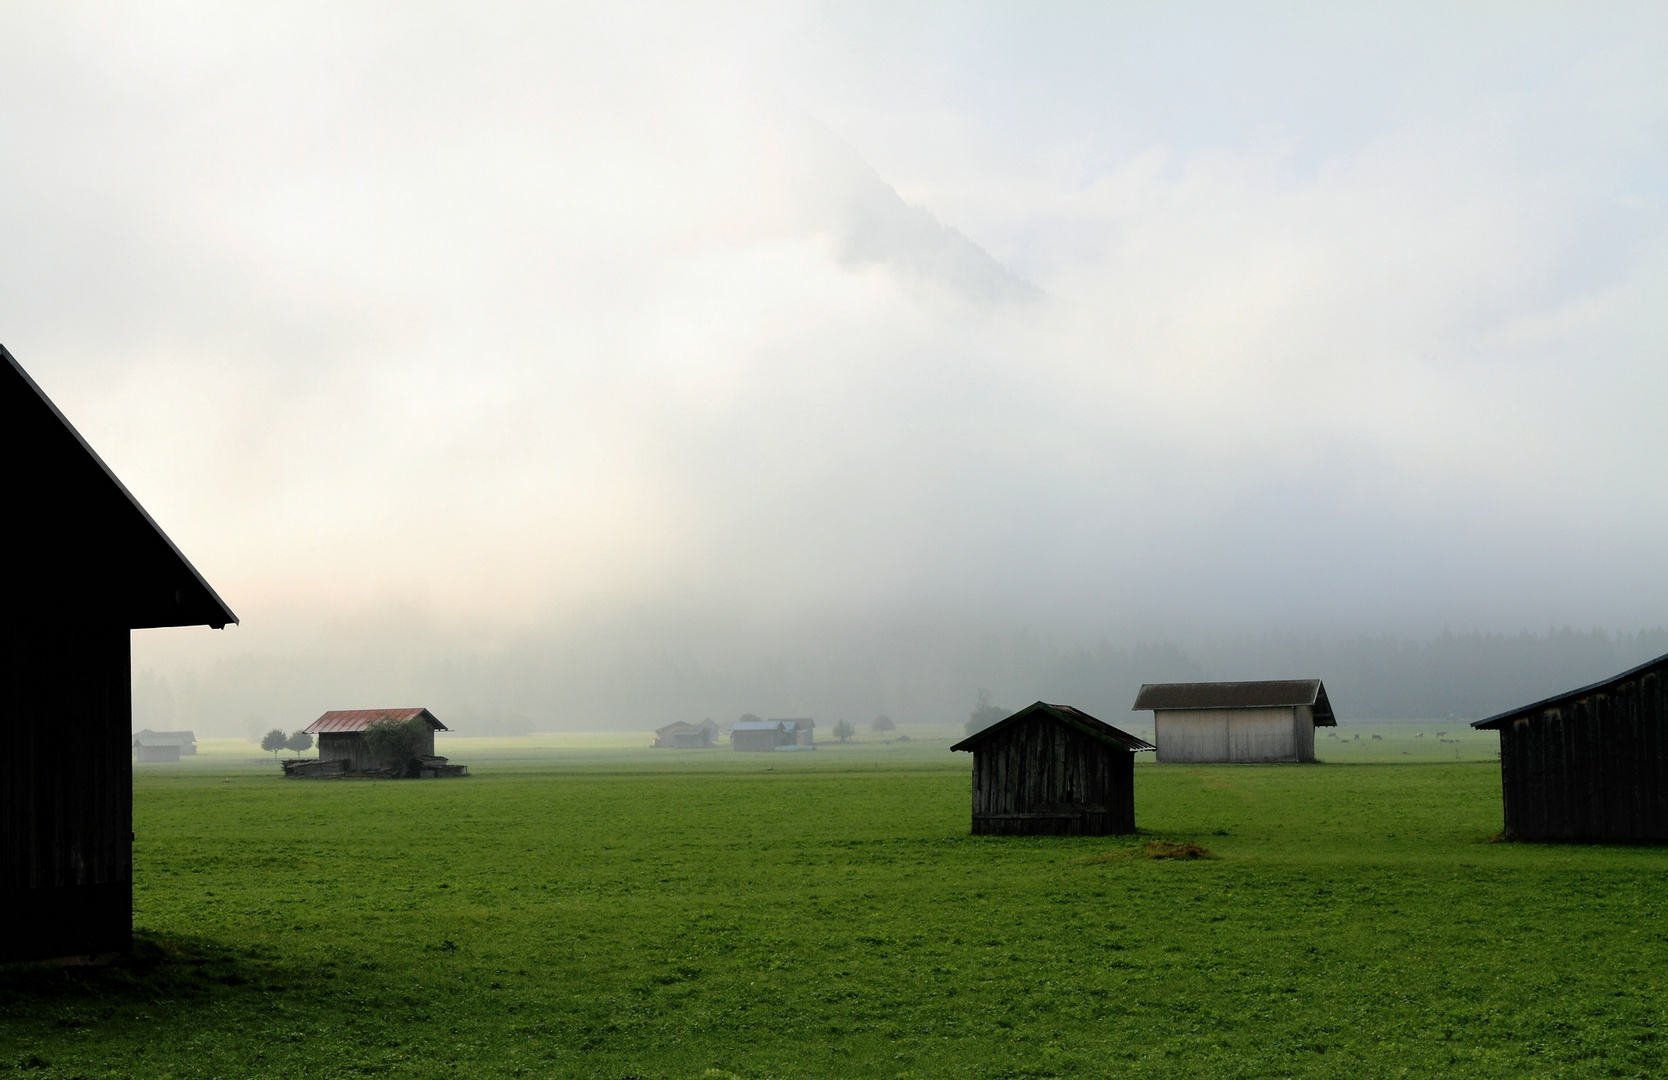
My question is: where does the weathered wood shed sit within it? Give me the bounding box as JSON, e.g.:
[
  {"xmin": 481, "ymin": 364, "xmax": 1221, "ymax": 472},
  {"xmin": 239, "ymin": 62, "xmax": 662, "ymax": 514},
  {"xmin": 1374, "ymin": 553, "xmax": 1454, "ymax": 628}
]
[
  {"xmin": 1473, "ymin": 651, "xmax": 1668, "ymax": 841},
  {"xmin": 1, "ymin": 345, "xmax": 236, "ymax": 964},
  {"xmin": 1132, "ymin": 680, "xmax": 1336, "ymax": 763},
  {"xmin": 729, "ymin": 719, "xmax": 795, "ymax": 751},
  {"xmin": 302, "ymin": 708, "xmax": 447, "ymax": 772},
  {"xmin": 950, "ymin": 701, "xmax": 1155, "ymax": 836},
  {"xmin": 132, "ymin": 729, "xmax": 197, "ymax": 762},
  {"xmin": 654, "ymin": 721, "xmax": 711, "ymax": 748}
]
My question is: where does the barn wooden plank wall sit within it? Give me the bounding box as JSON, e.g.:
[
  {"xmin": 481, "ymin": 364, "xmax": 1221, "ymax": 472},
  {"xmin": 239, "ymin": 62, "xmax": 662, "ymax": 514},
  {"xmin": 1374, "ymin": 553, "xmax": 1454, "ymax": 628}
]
[
  {"xmin": 971, "ymin": 720, "xmax": 1135, "ymax": 835},
  {"xmin": 0, "ymin": 626, "xmax": 133, "ymax": 961},
  {"xmin": 1498, "ymin": 670, "xmax": 1668, "ymax": 840}
]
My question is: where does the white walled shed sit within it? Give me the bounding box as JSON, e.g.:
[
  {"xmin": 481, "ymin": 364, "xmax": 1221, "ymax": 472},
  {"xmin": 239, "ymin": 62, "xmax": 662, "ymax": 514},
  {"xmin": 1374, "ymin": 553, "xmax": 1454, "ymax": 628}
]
[{"xmin": 1132, "ymin": 680, "xmax": 1336, "ymax": 763}]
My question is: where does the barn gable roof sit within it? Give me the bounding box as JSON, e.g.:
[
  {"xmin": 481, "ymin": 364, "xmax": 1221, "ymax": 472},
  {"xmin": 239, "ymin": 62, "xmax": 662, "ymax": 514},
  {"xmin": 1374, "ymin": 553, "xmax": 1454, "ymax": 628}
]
[
  {"xmin": 950, "ymin": 701, "xmax": 1156, "ymax": 753},
  {"xmin": 730, "ymin": 720, "xmax": 784, "ymax": 732},
  {"xmin": 1131, "ymin": 680, "xmax": 1336, "ymax": 726},
  {"xmin": 305, "ymin": 708, "xmax": 447, "ymax": 735},
  {"xmin": 1472, "ymin": 650, "xmax": 1668, "ymax": 730},
  {"xmin": 3, "ymin": 344, "xmax": 237, "ymax": 629}
]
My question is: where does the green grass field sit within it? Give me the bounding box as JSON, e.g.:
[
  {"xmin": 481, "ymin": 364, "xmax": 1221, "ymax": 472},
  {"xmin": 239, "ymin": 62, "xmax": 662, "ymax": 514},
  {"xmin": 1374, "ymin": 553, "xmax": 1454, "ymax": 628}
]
[{"xmin": 5, "ymin": 727, "xmax": 1667, "ymax": 1079}]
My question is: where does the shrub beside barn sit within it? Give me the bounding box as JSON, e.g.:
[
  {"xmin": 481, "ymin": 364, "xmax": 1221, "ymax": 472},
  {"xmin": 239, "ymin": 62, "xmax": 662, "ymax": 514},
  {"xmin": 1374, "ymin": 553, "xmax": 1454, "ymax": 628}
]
[
  {"xmin": 950, "ymin": 702, "xmax": 1155, "ymax": 835},
  {"xmin": 1474, "ymin": 650, "xmax": 1668, "ymax": 841},
  {"xmin": 0, "ymin": 345, "xmax": 235, "ymax": 963}
]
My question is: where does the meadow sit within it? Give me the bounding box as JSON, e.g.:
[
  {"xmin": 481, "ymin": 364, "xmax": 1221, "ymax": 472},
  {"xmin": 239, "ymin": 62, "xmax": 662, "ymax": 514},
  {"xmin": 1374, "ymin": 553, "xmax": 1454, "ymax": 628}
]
[{"xmin": 4, "ymin": 725, "xmax": 1667, "ymax": 1079}]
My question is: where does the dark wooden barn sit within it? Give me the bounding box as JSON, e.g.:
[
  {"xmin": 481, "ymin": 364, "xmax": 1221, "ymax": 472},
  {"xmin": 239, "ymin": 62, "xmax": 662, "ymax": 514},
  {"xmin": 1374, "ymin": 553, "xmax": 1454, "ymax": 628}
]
[
  {"xmin": 950, "ymin": 701, "xmax": 1156, "ymax": 836},
  {"xmin": 1, "ymin": 345, "xmax": 236, "ymax": 964},
  {"xmin": 301, "ymin": 708, "xmax": 448, "ymax": 773},
  {"xmin": 653, "ymin": 721, "xmax": 712, "ymax": 749},
  {"xmin": 1473, "ymin": 650, "xmax": 1668, "ymax": 841},
  {"xmin": 728, "ymin": 718, "xmax": 812, "ymax": 751}
]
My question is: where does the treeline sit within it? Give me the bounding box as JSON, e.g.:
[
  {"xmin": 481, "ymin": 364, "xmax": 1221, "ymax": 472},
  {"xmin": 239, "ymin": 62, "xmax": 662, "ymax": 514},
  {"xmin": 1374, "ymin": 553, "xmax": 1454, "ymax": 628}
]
[
  {"xmin": 1196, "ymin": 627, "xmax": 1668, "ymax": 721},
  {"xmin": 132, "ymin": 623, "xmax": 1668, "ymax": 734}
]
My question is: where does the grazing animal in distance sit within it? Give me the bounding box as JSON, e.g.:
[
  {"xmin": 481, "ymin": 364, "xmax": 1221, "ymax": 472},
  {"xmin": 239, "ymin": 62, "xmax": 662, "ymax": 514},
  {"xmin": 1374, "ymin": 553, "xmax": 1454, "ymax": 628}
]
[{"xmin": 1371, "ymin": 734, "xmax": 1383, "ymax": 741}]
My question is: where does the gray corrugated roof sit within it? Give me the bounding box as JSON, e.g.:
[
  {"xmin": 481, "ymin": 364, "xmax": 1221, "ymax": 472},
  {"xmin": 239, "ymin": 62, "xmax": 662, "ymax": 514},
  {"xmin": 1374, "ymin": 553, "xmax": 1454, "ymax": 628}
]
[
  {"xmin": 950, "ymin": 701, "xmax": 1155, "ymax": 753},
  {"xmin": 1473, "ymin": 650, "xmax": 1668, "ymax": 730},
  {"xmin": 730, "ymin": 720, "xmax": 783, "ymax": 732}
]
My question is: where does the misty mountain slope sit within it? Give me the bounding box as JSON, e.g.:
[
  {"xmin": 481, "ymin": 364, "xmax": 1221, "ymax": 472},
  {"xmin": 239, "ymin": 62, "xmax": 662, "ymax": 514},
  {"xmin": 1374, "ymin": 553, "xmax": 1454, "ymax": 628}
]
[{"xmin": 776, "ymin": 114, "xmax": 1041, "ymax": 306}]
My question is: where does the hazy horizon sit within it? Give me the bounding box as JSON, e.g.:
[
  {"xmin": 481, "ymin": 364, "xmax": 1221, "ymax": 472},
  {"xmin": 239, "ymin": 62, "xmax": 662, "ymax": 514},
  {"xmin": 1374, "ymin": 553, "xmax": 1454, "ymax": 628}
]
[{"xmin": 4, "ymin": 5, "xmax": 1664, "ymax": 736}]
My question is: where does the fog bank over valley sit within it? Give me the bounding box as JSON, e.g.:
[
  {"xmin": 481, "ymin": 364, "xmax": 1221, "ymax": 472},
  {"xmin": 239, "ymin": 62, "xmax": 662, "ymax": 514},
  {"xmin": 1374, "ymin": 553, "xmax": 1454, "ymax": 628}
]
[{"xmin": 1, "ymin": 6, "xmax": 1663, "ymax": 737}]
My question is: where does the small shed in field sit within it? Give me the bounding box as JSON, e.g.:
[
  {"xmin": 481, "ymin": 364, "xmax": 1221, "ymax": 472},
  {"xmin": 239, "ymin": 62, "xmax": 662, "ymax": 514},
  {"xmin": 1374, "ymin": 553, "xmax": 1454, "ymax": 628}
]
[
  {"xmin": 302, "ymin": 708, "xmax": 447, "ymax": 772},
  {"xmin": 730, "ymin": 718, "xmax": 813, "ymax": 751},
  {"xmin": 1473, "ymin": 651, "xmax": 1668, "ymax": 841},
  {"xmin": 654, "ymin": 721, "xmax": 713, "ymax": 749},
  {"xmin": 772, "ymin": 717, "xmax": 814, "ymax": 746},
  {"xmin": 949, "ymin": 701, "xmax": 1155, "ymax": 835},
  {"xmin": 1, "ymin": 344, "xmax": 236, "ymax": 964},
  {"xmin": 132, "ymin": 729, "xmax": 196, "ymax": 761},
  {"xmin": 1133, "ymin": 680, "xmax": 1336, "ymax": 763}
]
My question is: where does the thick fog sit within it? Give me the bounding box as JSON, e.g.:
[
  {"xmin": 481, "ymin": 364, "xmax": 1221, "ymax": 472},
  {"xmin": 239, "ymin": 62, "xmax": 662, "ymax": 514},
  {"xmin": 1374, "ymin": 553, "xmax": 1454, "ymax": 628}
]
[{"xmin": 3, "ymin": 5, "xmax": 1665, "ymax": 733}]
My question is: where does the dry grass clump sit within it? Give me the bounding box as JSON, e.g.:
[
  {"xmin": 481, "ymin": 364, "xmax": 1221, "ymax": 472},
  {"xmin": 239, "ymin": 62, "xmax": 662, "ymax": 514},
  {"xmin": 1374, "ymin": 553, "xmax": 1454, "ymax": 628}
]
[
  {"xmin": 1140, "ymin": 839, "xmax": 1212, "ymax": 859},
  {"xmin": 1073, "ymin": 839, "xmax": 1214, "ymax": 864}
]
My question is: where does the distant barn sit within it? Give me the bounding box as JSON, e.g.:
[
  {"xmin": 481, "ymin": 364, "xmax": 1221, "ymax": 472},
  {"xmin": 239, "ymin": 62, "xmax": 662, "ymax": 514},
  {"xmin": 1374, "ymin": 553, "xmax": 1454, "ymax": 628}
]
[
  {"xmin": 1474, "ymin": 651, "xmax": 1668, "ymax": 841},
  {"xmin": 132, "ymin": 729, "xmax": 197, "ymax": 762},
  {"xmin": 729, "ymin": 718, "xmax": 813, "ymax": 751},
  {"xmin": 1, "ymin": 345, "xmax": 235, "ymax": 963},
  {"xmin": 950, "ymin": 702, "xmax": 1155, "ymax": 835},
  {"xmin": 654, "ymin": 721, "xmax": 713, "ymax": 749},
  {"xmin": 1132, "ymin": 680, "xmax": 1336, "ymax": 763},
  {"xmin": 299, "ymin": 708, "xmax": 449, "ymax": 773}
]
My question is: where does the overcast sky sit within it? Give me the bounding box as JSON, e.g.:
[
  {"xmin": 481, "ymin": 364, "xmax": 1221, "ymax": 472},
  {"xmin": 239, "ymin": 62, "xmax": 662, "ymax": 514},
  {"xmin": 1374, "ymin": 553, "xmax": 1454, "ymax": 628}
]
[{"xmin": 3, "ymin": 4, "xmax": 1665, "ymax": 727}]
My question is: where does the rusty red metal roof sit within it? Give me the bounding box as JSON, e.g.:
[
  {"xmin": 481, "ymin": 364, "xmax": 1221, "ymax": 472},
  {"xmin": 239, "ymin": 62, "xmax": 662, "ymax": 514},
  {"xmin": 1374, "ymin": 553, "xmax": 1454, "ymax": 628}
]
[{"xmin": 304, "ymin": 708, "xmax": 446, "ymax": 735}]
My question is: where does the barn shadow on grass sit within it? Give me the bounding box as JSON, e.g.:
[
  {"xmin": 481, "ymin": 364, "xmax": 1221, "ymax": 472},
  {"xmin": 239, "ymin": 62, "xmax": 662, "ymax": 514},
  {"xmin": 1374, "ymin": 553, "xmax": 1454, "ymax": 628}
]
[{"xmin": 0, "ymin": 929, "xmax": 313, "ymax": 1012}]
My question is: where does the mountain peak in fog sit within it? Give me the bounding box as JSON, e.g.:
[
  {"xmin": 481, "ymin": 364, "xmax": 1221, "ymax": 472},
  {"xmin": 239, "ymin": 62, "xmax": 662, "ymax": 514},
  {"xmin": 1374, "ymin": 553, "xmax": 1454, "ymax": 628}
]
[{"xmin": 774, "ymin": 113, "xmax": 1041, "ymax": 306}]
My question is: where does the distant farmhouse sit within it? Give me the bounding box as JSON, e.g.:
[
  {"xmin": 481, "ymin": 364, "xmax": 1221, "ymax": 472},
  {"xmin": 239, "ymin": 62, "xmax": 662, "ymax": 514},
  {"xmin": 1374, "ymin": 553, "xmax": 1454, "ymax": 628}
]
[
  {"xmin": 1475, "ymin": 650, "xmax": 1668, "ymax": 841},
  {"xmin": 1, "ymin": 344, "xmax": 236, "ymax": 964},
  {"xmin": 1133, "ymin": 680, "xmax": 1336, "ymax": 763},
  {"xmin": 654, "ymin": 719, "xmax": 720, "ymax": 748},
  {"xmin": 730, "ymin": 717, "xmax": 814, "ymax": 751},
  {"xmin": 951, "ymin": 701, "xmax": 1155, "ymax": 835},
  {"xmin": 132, "ymin": 729, "xmax": 197, "ymax": 762},
  {"xmin": 287, "ymin": 708, "xmax": 468, "ymax": 778}
]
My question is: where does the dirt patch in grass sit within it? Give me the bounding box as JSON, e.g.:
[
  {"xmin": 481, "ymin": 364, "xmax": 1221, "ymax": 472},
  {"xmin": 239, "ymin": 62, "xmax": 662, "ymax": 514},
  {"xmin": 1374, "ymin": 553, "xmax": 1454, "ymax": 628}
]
[{"xmin": 1073, "ymin": 839, "xmax": 1214, "ymax": 864}]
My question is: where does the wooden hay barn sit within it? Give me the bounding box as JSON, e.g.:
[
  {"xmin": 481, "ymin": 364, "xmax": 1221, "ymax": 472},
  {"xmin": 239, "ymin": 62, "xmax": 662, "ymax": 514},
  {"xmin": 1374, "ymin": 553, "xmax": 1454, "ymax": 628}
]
[
  {"xmin": 132, "ymin": 729, "xmax": 196, "ymax": 762},
  {"xmin": 950, "ymin": 701, "xmax": 1155, "ymax": 836},
  {"xmin": 729, "ymin": 718, "xmax": 813, "ymax": 751},
  {"xmin": 1, "ymin": 345, "xmax": 236, "ymax": 964},
  {"xmin": 1132, "ymin": 679, "xmax": 1336, "ymax": 763},
  {"xmin": 298, "ymin": 708, "xmax": 460, "ymax": 775},
  {"xmin": 654, "ymin": 721, "xmax": 712, "ymax": 749},
  {"xmin": 1473, "ymin": 650, "xmax": 1668, "ymax": 841}
]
